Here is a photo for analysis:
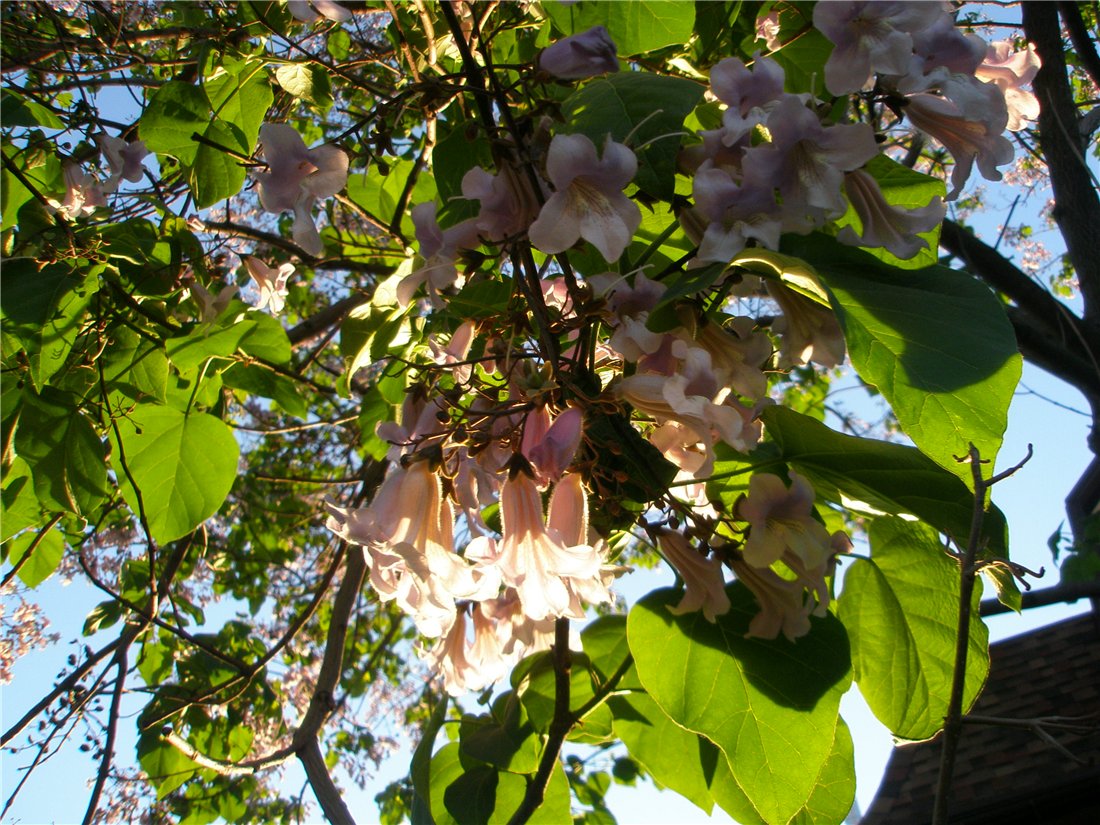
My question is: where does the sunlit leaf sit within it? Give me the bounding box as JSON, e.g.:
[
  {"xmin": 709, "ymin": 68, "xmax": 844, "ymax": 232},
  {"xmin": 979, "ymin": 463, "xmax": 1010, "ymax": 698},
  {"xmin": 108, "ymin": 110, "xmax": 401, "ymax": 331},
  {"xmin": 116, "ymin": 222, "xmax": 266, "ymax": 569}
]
[{"xmin": 839, "ymin": 517, "xmax": 989, "ymax": 741}]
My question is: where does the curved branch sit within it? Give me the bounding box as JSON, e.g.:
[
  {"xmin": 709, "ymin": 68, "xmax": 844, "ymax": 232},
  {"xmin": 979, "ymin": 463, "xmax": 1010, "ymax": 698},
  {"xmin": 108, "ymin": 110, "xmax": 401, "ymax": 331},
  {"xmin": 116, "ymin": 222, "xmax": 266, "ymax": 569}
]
[
  {"xmin": 1057, "ymin": 2, "xmax": 1100, "ymax": 91},
  {"xmin": 80, "ymin": 649, "xmax": 128, "ymax": 825}
]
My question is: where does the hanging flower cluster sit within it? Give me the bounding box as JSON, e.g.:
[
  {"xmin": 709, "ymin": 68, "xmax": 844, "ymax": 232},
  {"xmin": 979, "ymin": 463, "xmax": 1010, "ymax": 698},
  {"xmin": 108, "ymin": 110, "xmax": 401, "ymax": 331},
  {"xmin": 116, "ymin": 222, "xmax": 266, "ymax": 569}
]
[{"xmin": 296, "ymin": 4, "xmax": 1041, "ymax": 695}]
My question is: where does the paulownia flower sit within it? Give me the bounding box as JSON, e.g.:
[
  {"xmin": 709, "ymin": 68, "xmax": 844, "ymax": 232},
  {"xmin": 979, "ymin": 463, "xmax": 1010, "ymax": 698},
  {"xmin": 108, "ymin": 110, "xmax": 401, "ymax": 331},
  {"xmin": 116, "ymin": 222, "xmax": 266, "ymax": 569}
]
[
  {"xmin": 737, "ymin": 471, "xmax": 832, "ymax": 569},
  {"xmin": 976, "ymin": 41, "xmax": 1041, "ymax": 132},
  {"xmin": 528, "ymin": 133, "xmax": 641, "ymax": 263},
  {"xmin": 48, "ymin": 163, "xmax": 106, "ymax": 220},
  {"xmin": 287, "ymin": 0, "xmax": 351, "ymax": 23},
  {"xmin": 397, "ymin": 202, "xmax": 480, "ymax": 307},
  {"xmin": 904, "ymin": 92, "xmax": 1014, "ymax": 198},
  {"xmin": 813, "ymin": 1, "xmax": 945, "ymax": 95},
  {"xmin": 490, "ymin": 468, "xmax": 604, "ymax": 621},
  {"xmin": 243, "ymin": 256, "xmax": 294, "ymax": 314},
  {"xmin": 658, "ymin": 530, "xmax": 731, "ymax": 623},
  {"xmin": 538, "ymin": 25, "xmax": 619, "ymax": 80},
  {"xmin": 765, "ymin": 278, "xmax": 846, "ymax": 369},
  {"xmin": 96, "ymin": 134, "xmax": 148, "ymax": 192},
  {"xmin": 521, "ymin": 406, "xmax": 584, "ymax": 488},
  {"xmin": 255, "ymin": 123, "xmax": 349, "ymax": 257},
  {"xmin": 838, "ymin": 168, "xmax": 946, "ymax": 259}
]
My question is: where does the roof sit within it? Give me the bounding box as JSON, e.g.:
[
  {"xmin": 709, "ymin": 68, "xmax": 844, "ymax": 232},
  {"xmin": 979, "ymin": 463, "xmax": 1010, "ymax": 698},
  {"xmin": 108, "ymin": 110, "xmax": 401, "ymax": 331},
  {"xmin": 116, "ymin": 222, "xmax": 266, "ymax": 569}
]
[{"xmin": 860, "ymin": 612, "xmax": 1100, "ymax": 824}]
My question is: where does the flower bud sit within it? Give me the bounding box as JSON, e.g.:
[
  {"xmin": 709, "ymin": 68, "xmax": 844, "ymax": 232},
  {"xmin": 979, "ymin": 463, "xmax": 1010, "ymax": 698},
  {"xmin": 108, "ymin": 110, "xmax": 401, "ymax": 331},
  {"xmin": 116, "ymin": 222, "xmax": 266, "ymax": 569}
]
[{"xmin": 538, "ymin": 26, "xmax": 619, "ymax": 80}]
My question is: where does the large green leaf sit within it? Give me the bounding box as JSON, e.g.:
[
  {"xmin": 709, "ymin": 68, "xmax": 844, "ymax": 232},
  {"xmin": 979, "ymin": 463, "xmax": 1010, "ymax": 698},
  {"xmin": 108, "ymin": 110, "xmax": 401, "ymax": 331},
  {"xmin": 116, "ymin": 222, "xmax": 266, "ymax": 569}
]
[
  {"xmin": 6, "ymin": 525, "xmax": 65, "ymax": 588},
  {"xmin": 782, "ymin": 233, "xmax": 1022, "ymax": 486},
  {"xmin": 13, "ymin": 388, "xmax": 108, "ymax": 516},
  {"xmin": 789, "ymin": 718, "xmax": 856, "ymax": 824},
  {"xmin": 761, "ymin": 405, "xmax": 1008, "ymax": 556},
  {"xmin": 627, "ymin": 584, "xmax": 851, "ymax": 824},
  {"xmin": 562, "ymin": 72, "xmax": 705, "ymax": 200},
  {"xmin": 544, "ymin": 0, "xmax": 696, "ymax": 56},
  {"xmin": 609, "ymin": 692, "xmax": 720, "ymax": 816},
  {"xmin": 0, "ymin": 259, "xmax": 101, "ymax": 389},
  {"xmin": 191, "ymin": 119, "xmax": 249, "ymax": 207},
  {"xmin": 140, "ymin": 81, "xmax": 210, "ymax": 164},
  {"xmin": 839, "ymin": 517, "xmax": 989, "ymax": 741},
  {"xmin": 110, "ymin": 405, "xmax": 240, "ymax": 543},
  {"xmin": 205, "ymin": 58, "xmax": 273, "ymax": 151},
  {"xmin": 137, "ymin": 732, "xmax": 197, "ymax": 799}
]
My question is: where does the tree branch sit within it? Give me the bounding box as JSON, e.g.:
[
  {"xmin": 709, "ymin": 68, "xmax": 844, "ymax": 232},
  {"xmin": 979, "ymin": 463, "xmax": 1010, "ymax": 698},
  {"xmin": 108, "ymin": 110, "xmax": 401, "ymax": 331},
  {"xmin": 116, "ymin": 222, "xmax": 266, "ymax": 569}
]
[
  {"xmin": 80, "ymin": 648, "xmax": 128, "ymax": 825},
  {"xmin": 1057, "ymin": 2, "xmax": 1100, "ymax": 91},
  {"xmin": 1022, "ymin": 2, "xmax": 1100, "ymax": 326},
  {"xmin": 507, "ymin": 618, "xmax": 572, "ymax": 825}
]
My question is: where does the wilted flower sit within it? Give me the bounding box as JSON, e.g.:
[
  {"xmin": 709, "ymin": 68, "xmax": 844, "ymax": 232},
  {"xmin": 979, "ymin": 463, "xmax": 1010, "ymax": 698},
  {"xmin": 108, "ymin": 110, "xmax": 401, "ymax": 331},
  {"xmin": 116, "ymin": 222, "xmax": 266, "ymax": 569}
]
[
  {"xmin": 528, "ymin": 133, "xmax": 641, "ymax": 263},
  {"xmin": 255, "ymin": 123, "xmax": 349, "ymax": 256},
  {"xmin": 539, "ymin": 25, "xmax": 619, "ymax": 80},
  {"xmin": 657, "ymin": 530, "xmax": 731, "ymax": 623},
  {"xmin": 243, "ymin": 256, "xmax": 294, "ymax": 314},
  {"xmin": 287, "ymin": 0, "xmax": 351, "ymax": 23},
  {"xmin": 838, "ymin": 168, "xmax": 946, "ymax": 259}
]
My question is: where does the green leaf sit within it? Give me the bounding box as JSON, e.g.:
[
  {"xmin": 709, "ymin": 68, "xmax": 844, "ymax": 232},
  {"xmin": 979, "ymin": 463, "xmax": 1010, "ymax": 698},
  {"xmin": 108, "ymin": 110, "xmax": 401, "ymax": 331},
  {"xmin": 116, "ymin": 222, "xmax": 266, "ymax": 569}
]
[
  {"xmin": 609, "ymin": 691, "xmax": 718, "ymax": 815},
  {"xmin": 446, "ymin": 280, "xmax": 514, "ymax": 320},
  {"xmin": 274, "ymin": 63, "xmax": 333, "ymax": 111},
  {"xmin": 347, "ymin": 157, "xmax": 437, "ymax": 236},
  {"xmin": 110, "ymin": 405, "xmax": 240, "ymax": 543},
  {"xmin": 0, "ymin": 259, "xmax": 101, "ymax": 389},
  {"xmin": 518, "ymin": 652, "xmax": 614, "ymax": 744},
  {"xmin": 627, "ymin": 584, "xmax": 851, "ymax": 824},
  {"xmin": 83, "ymin": 599, "xmax": 124, "ymax": 635},
  {"xmin": 14, "ymin": 388, "xmax": 108, "ymax": 515},
  {"xmin": 137, "ymin": 732, "xmax": 197, "ymax": 799},
  {"xmin": 411, "ymin": 696, "xmax": 449, "ymax": 825},
  {"xmin": 164, "ymin": 312, "xmax": 254, "ymax": 371},
  {"xmin": 1, "ymin": 458, "xmax": 41, "ymax": 541},
  {"xmin": 101, "ymin": 325, "xmax": 169, "ymax": 404},
  {"xmin": 782, "ymin": 233, "xmax": 1022, "ymax": 486},
  {"xmin": 788, "ymin": 718, "xmax": 856, "ymax": 824},
  {"xmin": 762, "ymin": 399, "xmax": 1008, "ymax": 556},
  {"xmin": 237, "ymin": 311, "xmax": 292, "ymax": 364},
  {"xmin": 0, "ymin": 90, "xmax": 65, "ymax": 128},
  {"xmin": 205, "ymin": 59, "xmax": 273, "ymax": 152},
  {"xmin": 222, "ymin": 363, "xmax": 308, "ymax": 418},
  {"xmin": 459, "ymin": 692, "xmax": 540, "ymax": 774},
  {"xmin": 839, "ymin": 517, "xmax": 989, "ymax": 741},
  {"xmin": 562, "ymin": 72, "xmax": 706, "ymax": 200},
  {"xmin": 544, "ymin": 0, "xmax": 696, "ymax": 55},
  {"xmin": 834, "ymin": 154, "xmax": 946, "ymax": 270},
  {"xmin": 191, "ymin": 119, "xmax": 249, "ymax": 207},
  {"xmin": 580, "ymin": 615, "xmax": 641, "ymax": 691},
  {"xmin": 141, "ymin": 81, "xmax": 210, "ymax": 164},
  {"xmin": 6, "ymin": 525, "xmax": 65, "ymax": 588}
]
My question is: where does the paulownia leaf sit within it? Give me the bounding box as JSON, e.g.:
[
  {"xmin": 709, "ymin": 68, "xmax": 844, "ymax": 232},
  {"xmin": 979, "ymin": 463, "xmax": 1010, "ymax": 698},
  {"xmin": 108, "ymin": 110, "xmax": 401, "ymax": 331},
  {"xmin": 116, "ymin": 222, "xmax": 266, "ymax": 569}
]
[
  {"xmin": 839, "ymin": 517, "xmax": 989, "ymax": 741},
  {"xmin": 628, "ymin": 584, "xmax": 851, "ymax": 824},
  {"xmin": 543, "ymin": 0, "xmax": 696, "ymax": 56},
  {"xmin": 762, "ymin": 406, "xmax": 1008, "ymax": 556},
  {"xmin": 110, "ymin": 405, "xmax": 240, "ymax": 543},
  {"xmin": 782, "ymin": 233, "xmax": 1021, "ymax": 487}
]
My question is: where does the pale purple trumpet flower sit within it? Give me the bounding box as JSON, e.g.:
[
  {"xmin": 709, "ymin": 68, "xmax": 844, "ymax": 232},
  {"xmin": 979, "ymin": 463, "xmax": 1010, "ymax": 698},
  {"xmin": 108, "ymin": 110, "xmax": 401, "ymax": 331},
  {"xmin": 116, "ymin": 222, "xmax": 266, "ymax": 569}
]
[
  {"xmin": 976, "ymin": 41, "xmax": 1041, "ymax": 132},
  {"xmin": 538, "ymin": 25, "xmax": 619, "ymax": 80},
  {"xmin": 96, "ymin": 134, "xmax": 149, "ymax": 192},
  {"xmin": 838, "ymin": 168, "xmax": 946, "ymax": 259},
  {"xmin": 243, "ymin": 255, "xmax": 294, "ymax": 314},
  {"xmin": 397, "ymin": 202, "xmax": 480, "ymax": 307},
  {"xmin": 903, "ymin": 92, "xmax": 1014, "ymax": 198},
  {"xmin": 48, "ymin": 163, "xmax": 106, "ymax": 220},
  {"xmin": 287, "ymin": 0, "xmax": 350, "ymax": 24},
  {"xmin": 255, "ymin": 123, "xmax": 349, "ymax": 257},
  {"xmin": 528, "ymin": 133, "xmax": 641, "ymax": 263},
  {"xmin": 657, "ymin": 530, "xmax": 731, "ymax": 623},
  {"xmin": 813, "ymin": 0, "xmax": 946, "ymax": 95}
]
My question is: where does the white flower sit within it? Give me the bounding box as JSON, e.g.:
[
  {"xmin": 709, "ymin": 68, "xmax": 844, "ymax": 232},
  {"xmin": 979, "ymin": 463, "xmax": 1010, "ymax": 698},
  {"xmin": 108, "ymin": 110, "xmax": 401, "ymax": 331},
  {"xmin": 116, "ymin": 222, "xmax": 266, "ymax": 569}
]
[
  {"xmin": 287, "ymin": 0, "xmax": 350, "ymax": 23},
  {"xmin": 528, "ymin": 134, "xmax": 641, "ymax": 263},
  {"xmin": 838, "ymin": 168, "xmax": 946, "ymax": 259},
  {"xmin": 657, "ymin": 530, "xmax": 731, "ymax": 623},
  {"xmin": 539, "ymin": 25, "xmax": 619, "ymax": 80}
]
